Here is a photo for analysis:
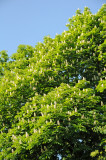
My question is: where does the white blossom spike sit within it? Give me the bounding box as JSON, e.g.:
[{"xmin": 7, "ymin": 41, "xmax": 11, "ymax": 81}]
[
  {"xmin": 81, "ymin": 114, "xmax": 84, "ymax": 119},
  {"xmin": 94, "ymin": 120, "xmax": 96, "ymax": 125},
  {"xmin": 75, "ymin": 107, "xmax": 77, "ymax": 112},
  {"xmin": 27, "ymin": 110, "xmax": 29, "ymax": 113},
  {"xmin": 101, "ymin": 101, "xmax": 103, "ymax": 106},
  {"xmin": 54, "ymin": 101, "xmax": 56, "ymax": 105},
  {"xmin": 22, "ymin": 118, "xmax": 24, "ymax": 122},
  {"xmin": 68, "ymin": 117, "xmax": 71, "ymax": 121},
  {"xmin": 57, "ymin": 120, "xmax": 60, "ymax": 125},
  {"xmin": 19, "ymin": 139, "xmax": 22, "ymax": 144},
  {"xmin": 32, "ymin": 118, "xmax": 35, "ymax": 122},
  {"xmin": 34, "ymin": 129, "xmax": 37, "ymax": 133},
  {"xmin": 26, "ymin": 132, "xmax": 28, "ymax": 138},
  {"xmin": 54, "ymin": 104, "xmax": 56, "ymax": 109}
]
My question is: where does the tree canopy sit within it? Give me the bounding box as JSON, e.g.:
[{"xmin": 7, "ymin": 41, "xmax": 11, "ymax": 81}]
[{"xmin": 0, "ymin": 4, "xmax": 106, "ymax": 160}]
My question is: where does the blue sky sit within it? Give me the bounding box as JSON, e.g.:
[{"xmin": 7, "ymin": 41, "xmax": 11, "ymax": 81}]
[{"xmin": 0, "ymin": 0, "xmax": 105, "ymax": 56}]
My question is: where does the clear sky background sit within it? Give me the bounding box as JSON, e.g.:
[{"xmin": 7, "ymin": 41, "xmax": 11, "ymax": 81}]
[{"xmin": 0, "ymin": 0, "xmax": 105, "ymax": 57}]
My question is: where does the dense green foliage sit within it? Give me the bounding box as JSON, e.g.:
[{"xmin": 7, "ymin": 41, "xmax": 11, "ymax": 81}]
[{"xmin": 0, "ymin": 5, "xmax": 106, "ymax": 160}]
